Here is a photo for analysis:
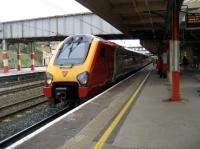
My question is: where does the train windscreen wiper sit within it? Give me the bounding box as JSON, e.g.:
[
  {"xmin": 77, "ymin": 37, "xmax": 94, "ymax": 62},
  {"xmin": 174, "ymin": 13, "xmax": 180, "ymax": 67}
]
[
  {"xmin": 68, "ymin": 37, "xmax": 83, "ymax": 58},
  {"xmin": 58, "ymin": 39, "xmax": 73, "ymax": 55}
]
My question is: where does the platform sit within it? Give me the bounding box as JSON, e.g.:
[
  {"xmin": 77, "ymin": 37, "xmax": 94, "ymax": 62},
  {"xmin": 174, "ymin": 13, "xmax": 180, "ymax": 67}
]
[
  {"xmin": 0, "ymin": 67, "xmax": 46, "ymax": 77},
  {"xmin": 10, "ymin": 67, "xmax": 200, "ymax": 149}
]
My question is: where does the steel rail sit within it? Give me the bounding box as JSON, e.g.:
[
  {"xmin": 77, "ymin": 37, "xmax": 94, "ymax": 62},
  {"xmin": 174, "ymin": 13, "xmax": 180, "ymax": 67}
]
[
  {"xmin": 0, "ymin": 106, "xmax": 70, "ymax": 148},
  {"xmin": 0, "ymin": 82, "xmax": 44, "ymax": 96},
  {"xmin": 0, "ymin": 95, "xmax": 47, "ymax": 120}
]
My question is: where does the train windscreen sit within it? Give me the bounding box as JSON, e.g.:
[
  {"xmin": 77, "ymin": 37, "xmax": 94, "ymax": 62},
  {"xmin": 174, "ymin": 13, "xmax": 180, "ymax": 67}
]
[{"xmin": 54, "ymin": 35, "xmax": 92, "ymax": 66}]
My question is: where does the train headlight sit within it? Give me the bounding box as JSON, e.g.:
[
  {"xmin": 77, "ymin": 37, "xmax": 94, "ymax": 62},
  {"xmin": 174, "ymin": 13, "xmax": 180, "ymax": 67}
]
[
  {"xmin": 46, "ymin": 72, "xmax": 53, "ymax": 85},
  {"xmin": 77, "ymin": 71, "xmax": 89, "ymax": 85}
]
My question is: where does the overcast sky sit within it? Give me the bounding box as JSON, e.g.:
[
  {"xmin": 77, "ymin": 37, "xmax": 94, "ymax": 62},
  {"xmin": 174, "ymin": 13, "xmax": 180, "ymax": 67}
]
[
  {"xmin": 0, "ymin": 0, "xmax": 90, "ymax": 22},
  {"xmin": 0, "ymin": 0, "xmax": 141, "ymax": 47}
]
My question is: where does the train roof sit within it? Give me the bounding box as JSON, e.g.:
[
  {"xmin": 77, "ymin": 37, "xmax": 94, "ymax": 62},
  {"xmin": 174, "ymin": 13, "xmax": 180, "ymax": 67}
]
[{"xmin": 62, "ymin": 34, "xmax": 148, "ymax": 56}]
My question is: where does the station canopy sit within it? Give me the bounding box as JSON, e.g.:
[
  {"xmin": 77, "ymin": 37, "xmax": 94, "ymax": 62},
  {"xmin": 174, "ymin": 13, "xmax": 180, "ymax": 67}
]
[
  {"xmin": 77, "ymin": 0, "xmax": 170, "ymax": 40},
  {"xmin": 77, "ymin": 0, "xmax": 200, "ymax": 53}
]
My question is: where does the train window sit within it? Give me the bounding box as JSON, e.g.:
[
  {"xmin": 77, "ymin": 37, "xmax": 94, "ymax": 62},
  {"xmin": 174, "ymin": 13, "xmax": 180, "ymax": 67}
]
[
  {"xmin": 54, "ymin": 37, "xmax": 91, "ymax": 66},
  {"xmin": 100, "ymin": 47, "xmax": 106, "ymax": 58}
]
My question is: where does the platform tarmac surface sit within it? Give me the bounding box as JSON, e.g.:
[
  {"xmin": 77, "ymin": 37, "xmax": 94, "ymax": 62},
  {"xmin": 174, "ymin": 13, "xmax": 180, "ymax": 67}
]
[
  {"xmin": 12, "ymin": 67, "xmax": 200, "ymax": 149},
  {"xmin": 106, "ymin": 70, "xmax": 200, "ymax": 149}
]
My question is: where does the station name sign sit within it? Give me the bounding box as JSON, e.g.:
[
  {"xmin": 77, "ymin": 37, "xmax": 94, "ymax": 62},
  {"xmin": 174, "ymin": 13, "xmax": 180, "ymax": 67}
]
[{"xmin": 186, "ymin": 13, "xmax": 200, "ymax": 28}]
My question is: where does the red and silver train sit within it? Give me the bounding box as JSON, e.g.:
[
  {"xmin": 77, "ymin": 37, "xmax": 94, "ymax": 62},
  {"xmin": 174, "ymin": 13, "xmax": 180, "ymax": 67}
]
[{"xmin": 43, "ymin": 34, "xmax": 149, "ymax": 106}]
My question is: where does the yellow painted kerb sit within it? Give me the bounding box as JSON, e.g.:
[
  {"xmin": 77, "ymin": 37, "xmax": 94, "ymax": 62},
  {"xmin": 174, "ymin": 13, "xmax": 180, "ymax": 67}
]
[{"xmin": 93, "ymin": 71, "xmax": 151, "ymax": 149}]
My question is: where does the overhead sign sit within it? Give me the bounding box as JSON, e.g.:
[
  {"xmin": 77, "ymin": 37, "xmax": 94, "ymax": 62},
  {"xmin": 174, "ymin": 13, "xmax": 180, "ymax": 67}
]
[{"xmin": 186, "ymin": 13, "xmax": 200, "ymax": 28}]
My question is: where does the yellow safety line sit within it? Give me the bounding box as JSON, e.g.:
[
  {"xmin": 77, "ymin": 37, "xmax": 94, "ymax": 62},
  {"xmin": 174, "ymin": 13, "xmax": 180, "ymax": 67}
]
[{"xmin": 93, "ymin": 71, "xmax": 151, "ymax": 149}]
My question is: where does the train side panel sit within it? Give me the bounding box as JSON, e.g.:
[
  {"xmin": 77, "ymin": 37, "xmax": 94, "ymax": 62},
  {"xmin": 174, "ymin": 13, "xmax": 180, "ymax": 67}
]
[
  {"xmin": 86, "ymin": 41, "xmax": 115, "ymax": 98},
  {"xmin": 113, "ymin": 48, "xmax": 148, "ymax": 80}
]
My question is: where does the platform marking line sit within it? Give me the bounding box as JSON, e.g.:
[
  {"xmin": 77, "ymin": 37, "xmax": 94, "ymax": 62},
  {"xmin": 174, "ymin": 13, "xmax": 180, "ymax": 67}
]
[
  {"xmin": 93, "ymin": 72, "xmax": 151, "ymax": 149},
  {"xmin": 6, "ymin": 66, "xmax": 150, "ymax": 149}
]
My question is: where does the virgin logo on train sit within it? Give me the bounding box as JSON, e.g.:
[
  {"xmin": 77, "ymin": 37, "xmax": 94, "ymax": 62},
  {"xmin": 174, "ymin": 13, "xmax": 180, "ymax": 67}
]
[{"xmin": 62, "ymin": 71, "xmax": 68, "ymax": 77}]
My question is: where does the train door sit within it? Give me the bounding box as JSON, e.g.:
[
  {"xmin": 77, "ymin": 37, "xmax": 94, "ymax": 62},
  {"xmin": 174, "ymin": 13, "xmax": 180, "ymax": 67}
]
[
  {"xmin": 105, "ymin": 45, "xmax": 114, "ymax": 82},
  {"xmin": 88, "ymin": 43, "xmax": 107, "ymax": 93},
  {"xmin": 99, "ymin": 46, "xmax": 107, "ymax": 83},
  {"xmin": 91, "ymin": 43, "xmax": 107, "ymax": 85}
]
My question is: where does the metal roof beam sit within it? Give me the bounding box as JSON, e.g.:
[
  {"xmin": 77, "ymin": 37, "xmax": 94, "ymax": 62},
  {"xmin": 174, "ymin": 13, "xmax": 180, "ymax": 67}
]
[
  {"xmin": 122, "ymin": 17, "xmax": 164, "ymax": 24},
  {"xmin": 128, "ymin": 26, "xmax": 162, "ymax": 31},
  {"xmin": 112, "ymin": 3, "xmax": 166, "ymax": 14}
]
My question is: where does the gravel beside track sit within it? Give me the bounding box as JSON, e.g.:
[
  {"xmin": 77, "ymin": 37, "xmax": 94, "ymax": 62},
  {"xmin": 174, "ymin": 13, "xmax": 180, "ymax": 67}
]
[
  {"xmin": 0, "ymin": 86, "xmax": 43, "ymax": 108},
  {"xmin": 0, "ymin": 72, "xmax": 45, "ymax": 88},
  {"xmin": 0, "ymin": 80, "xmax": 44, "ymax": 92},
  {"xmin": 0, "ymin": 102, "xmax": 67, "ymax": 142},
  {"xmin": 0, "ymin": 81, "xmax": 51, "ymax": 141},
  {"xmin": 0, "ymin": 95, "xmax": 47, "ymax": 120},
  {"xmin": 0, "ymin": 82, "xmax": 44, "ymax": 96}
]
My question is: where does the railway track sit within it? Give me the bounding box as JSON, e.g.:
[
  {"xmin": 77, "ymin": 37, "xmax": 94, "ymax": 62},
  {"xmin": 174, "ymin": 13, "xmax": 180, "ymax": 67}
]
[
  {"xmin": 0, "ymin": 72, "xmax": 45, "ymax": 88},
  {"xmin": 0, "ymin": 105, "xmax": 70, "ymax": 148},
  {"xmin": 0, "ymin": 82, "xmax": 44, "ymax": 96},
  {"xmin": 0, "ymin": 79, "xmax": 36, "ymax": 88},
  {"xmin": 0, "ymin": 95, "xmax": 47, "ymax": 121}
]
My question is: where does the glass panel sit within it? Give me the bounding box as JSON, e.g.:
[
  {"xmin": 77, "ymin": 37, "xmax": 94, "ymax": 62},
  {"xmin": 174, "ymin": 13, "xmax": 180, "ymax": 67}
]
[{"xmin": 55, "ymin": 36, "xmax": 92, "ymax": 66}]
